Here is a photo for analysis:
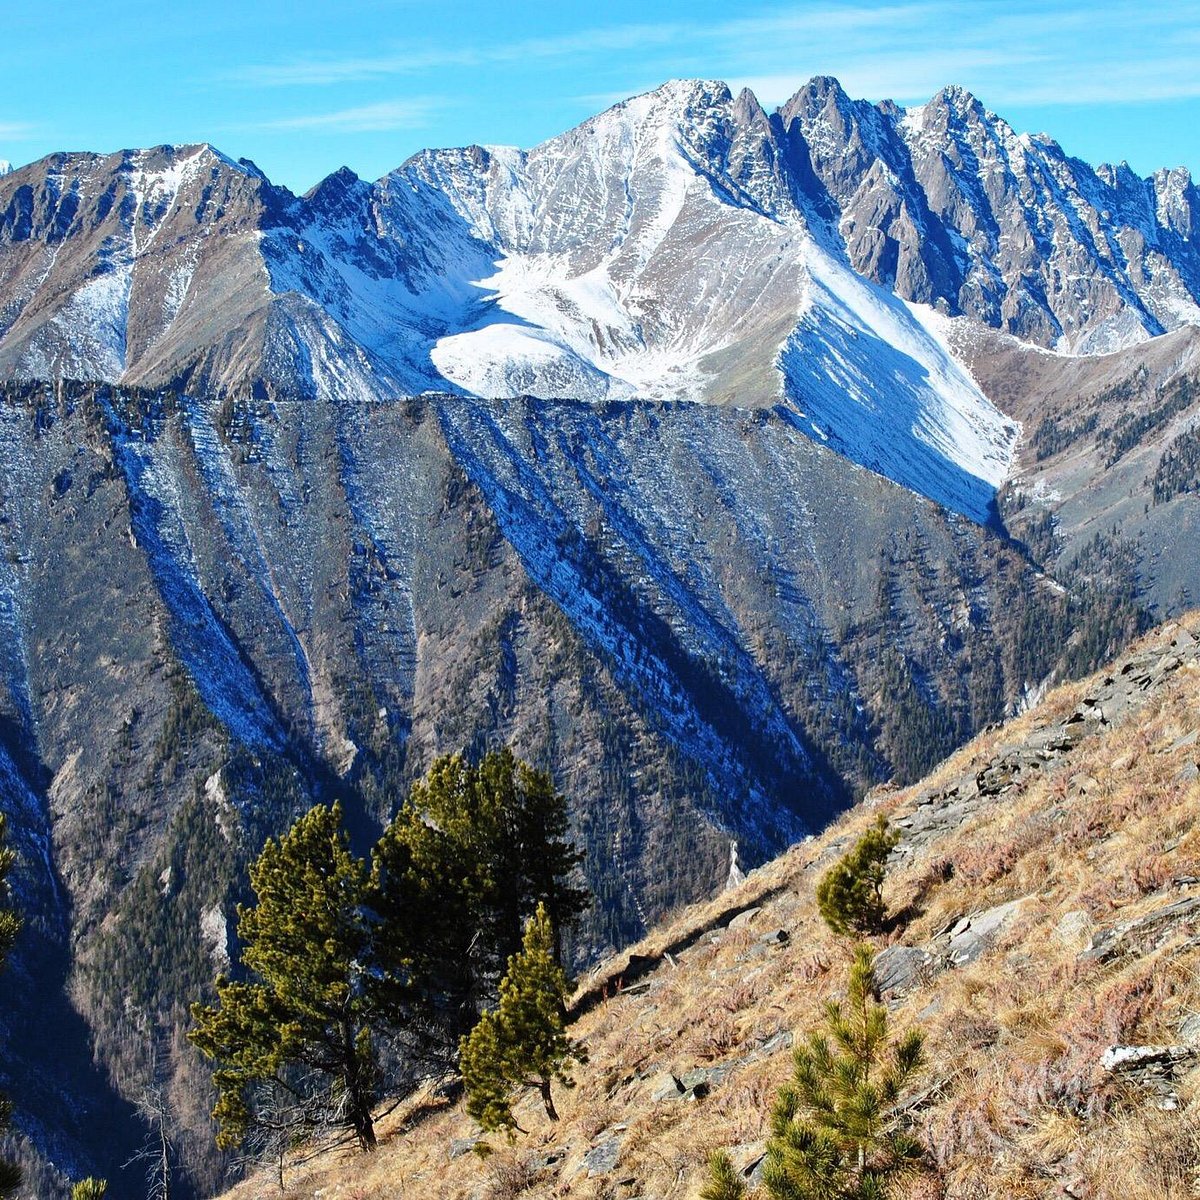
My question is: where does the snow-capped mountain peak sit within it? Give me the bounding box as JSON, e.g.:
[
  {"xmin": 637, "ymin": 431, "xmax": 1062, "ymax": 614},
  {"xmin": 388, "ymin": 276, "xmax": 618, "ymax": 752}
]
[{"xmin": 1, "ymin": 77, "xmax": 1198, "ymax": 523}]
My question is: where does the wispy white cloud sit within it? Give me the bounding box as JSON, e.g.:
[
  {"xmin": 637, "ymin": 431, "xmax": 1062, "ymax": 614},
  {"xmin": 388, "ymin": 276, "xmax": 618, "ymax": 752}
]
[
  {"xmin": 228, "ymin": 5, "xmax": 938, "ymax": 88},
  {"xmin": 227, "ymin": 1, "xmax": 1200, "ymax": 111},
  {"xmin": 730, "ymin": 5, "xmax": 1200, "ymax": 107},
  {"xmin": 248, "ymin": 98, "xmax": 437, "ymax": 133},
  {"xmin": 0, "ymin": 121, "xmax": 36, "ymax": 140},
  {"xmin": 228, "ymin": 23, "xmax": 685, "ymax": 86}
]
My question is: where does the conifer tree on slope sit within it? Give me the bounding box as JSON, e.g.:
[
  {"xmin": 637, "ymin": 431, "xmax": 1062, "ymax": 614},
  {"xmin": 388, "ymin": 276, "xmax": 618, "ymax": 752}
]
[
  {"xmin": 0, "ymin": 814, "xmax": 21, "ymax": 1196},
  {"xmin": 459, "ymin": 904, "xmax": 585, "ymax": 1132},
  {"xmin": 189, "ymin": 803, "xmax": 381, "ymax": 1153},
  {"xmin": 764, "ymin": 944, "xmax": 924, "ymax": 1200},
  {"xmin": 372, "ymin": 748, "xmax": 587, "ymax": 1046},
  {"xmin": 816, "ymin": 815, "xmax": 899, "ymax": 937}
]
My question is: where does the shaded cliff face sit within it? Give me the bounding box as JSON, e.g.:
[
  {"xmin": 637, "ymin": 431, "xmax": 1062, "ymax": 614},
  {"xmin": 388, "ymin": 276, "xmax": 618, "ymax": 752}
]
[
  {"xmin": 0, "ymin": 379, "xmax": 1113, "ymax": 1195},
  {"xmin": 948, "ymin": 322, "xmax": 1200, "ymax": 620}
]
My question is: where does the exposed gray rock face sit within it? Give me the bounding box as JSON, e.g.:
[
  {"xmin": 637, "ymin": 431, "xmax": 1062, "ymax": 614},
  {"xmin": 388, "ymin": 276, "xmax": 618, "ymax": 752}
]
[
  {"xmin": 727, "ymin": 906, "xmax": 762, "ymax": 930},
  {"xmin": 873, "ymin": 945, "xmax": 935, "ymax": 999},
  {"xmin": 781, "ymin": 78, "xmax": 1200, "ymax": 352},
  {"xmin": 581, "ymin": 1135, "xmax": 622, "ymax": 1176},
  {"xmin": 893, "ymin": 623, "xmax": 1200, "ymax": 862},
  {"xmin": 648, "ymin": 1072, "xmax": 685, "ymax": 1102},
  {"xmin": 1100, "ymin": 1044, "xmax": 1199, "ymax": 1108},
  {"xmin": 871, "ymin": 899, "xmax": 1030, "ymax": 1000},
  {"xmin": 936, "ymin": 897, "xmax": 1031, "ymax": 966},
  {"xmin": 961, "ymin": 320, "xmax": 1200, "ymax": 621},
  {"xmin": 1082, "ymin": 895, "xmax": 1200, "ymax": 964},
  {"xmin": 0, "ymin": 146, "xmax": 297, "ymax": 391},
  {"xmin": 448, "ymin": 1135, "xmax": 484, "ymax": 1160}
]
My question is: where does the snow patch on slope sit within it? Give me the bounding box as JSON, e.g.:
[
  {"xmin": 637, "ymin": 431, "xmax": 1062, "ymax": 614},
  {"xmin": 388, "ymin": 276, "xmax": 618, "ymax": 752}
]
[
  {"xmin": 779, "ymin": 243, "xmax": 1018, "ymax": 523},
  {"xmin": 104, "ymin": 402, "xmax": 286, "ymax": 750},
  {"xmin": 35, "ymin": 265, "xmax": 133, "ymax": 380}
]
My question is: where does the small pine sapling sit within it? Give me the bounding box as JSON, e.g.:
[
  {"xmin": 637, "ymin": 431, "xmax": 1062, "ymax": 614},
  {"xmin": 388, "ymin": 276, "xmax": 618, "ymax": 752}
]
[
  {"xmin": 816, "ymin": 815, "xmax": 900, "ymax": 936},
  {"xmin": 459, "ymin": 904, "xmax": 586, "ymax": 1134},
  {"xmin": 70, "ymin": 1181, "xmax": 108, "ymax": 1200},
  {"xmin": 701, "ymin": 1149, "xmax": 747, "ymax": 1200},
  {"xmin": 764, "ymin": 944, "xmax": 925, "ymax": 1200}
]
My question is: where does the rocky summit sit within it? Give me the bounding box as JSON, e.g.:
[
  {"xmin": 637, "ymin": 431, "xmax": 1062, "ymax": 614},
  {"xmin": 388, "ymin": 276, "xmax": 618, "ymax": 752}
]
[
  {"xmin": 0, "ymin": 74, "xmax": 1198, "ymax": 1197},
  {"xmin": 2, "ymin": 78, "xmax": 1199, "ymax": 517}
]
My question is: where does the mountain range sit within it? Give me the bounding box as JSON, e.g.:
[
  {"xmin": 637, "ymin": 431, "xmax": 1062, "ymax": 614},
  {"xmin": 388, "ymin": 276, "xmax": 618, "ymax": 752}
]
[
  {"xmin": 1, "ymin": 78, "xmax": 1196, "ymax": 517},
  {"xmin": 0, "ymin": 76, "xmax": 1198, "ymax": 1195}
]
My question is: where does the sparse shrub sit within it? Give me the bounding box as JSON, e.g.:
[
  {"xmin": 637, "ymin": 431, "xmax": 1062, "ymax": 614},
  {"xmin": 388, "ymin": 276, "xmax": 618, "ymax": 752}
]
[
  {"xmin": 720, "ymin": 978, "xmax": 762, "ymax": 1015},
  {"xmin": 954, "ymin": 816, "xmax": 1049, "ymax": 888},
  {"xmin": 713, "ymin": 1069, "xmax": 778, "ymax": 1143},
  {"xmin": 816, "ymin": 816, "xmax": 900, "ymax": 936},
  {"xmin": 483, "ymin": 1149, "xmax": 538, "ymax": 1200},
  {"xmin": 763, "ymin": 944, "xmax": 925, "ymax": 1199},
  {"xmin": 701, "ymin": 1149, "xmax": 746, "ymax": 1200},
  {"xmin": 691, "ymin": 1010, "xmax": 739, "ymax": 1060}
]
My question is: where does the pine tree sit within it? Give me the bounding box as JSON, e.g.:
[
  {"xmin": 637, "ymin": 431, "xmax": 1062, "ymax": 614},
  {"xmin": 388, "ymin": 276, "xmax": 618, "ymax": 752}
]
[
  {"xmin": 459, "ymin": 904, "xmax": 585, "ymax": 1132},
  {"xmin": 190, "ymin": 803, "xmax": 380, "ymax": 1153},
  {"xmin": 0, "ymin": 813, "xmax": 23, "ymax": 1197},
  {"xmin": 371, "ymin": 748, "xmax": 588, "ymax": 1046},
  {"xmin": 763, "ymin": 944, "xmax": 925, "ymax": 1200},
  {"xmin": 816, "ymin": 816, "xmax": 899, "ymax": 937},
  {"xmin": 371, "ymin": 754, "xmax": 488, "ymax": 1050},
  {"xmin": 701, "ymin": 1149, "xmax": 747, "ymax": 1200},
  {"xmin": 486, "ymin": 748, "xmax": 589, "ymax": 960},
  {"xmin": 70, "ymin": 1180, "xmax": 108, "ymax": 1200}
]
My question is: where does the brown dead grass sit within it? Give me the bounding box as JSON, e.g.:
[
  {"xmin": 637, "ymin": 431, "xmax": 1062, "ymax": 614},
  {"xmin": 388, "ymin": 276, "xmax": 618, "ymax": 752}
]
[{"xmin": 219, "ymin": 616, "xmax": 1200, "ymax": 1200}]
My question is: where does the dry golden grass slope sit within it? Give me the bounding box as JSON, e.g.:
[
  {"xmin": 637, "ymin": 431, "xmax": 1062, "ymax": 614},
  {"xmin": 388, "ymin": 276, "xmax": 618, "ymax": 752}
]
[{"xmin": 220, "ymin": 615, "xmax": 1200, "ymax": 1200}]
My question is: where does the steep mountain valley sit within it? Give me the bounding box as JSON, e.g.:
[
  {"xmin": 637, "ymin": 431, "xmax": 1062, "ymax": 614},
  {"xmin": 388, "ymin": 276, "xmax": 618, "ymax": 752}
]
[{"xmin": 0, "ymin": 73, "xmax": 1198, "ymax": 1195}]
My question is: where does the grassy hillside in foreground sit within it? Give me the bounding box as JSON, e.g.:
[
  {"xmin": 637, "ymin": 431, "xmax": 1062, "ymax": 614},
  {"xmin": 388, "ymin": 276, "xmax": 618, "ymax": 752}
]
[{"xmin": 219, "ymin": 615, "xmax": 1200, "ymax": 1200}]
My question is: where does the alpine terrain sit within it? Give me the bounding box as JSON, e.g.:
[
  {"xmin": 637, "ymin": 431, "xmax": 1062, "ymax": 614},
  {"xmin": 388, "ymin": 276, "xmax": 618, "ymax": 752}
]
[{"xmin": 0, "ymin": 75, "xmax": 1197, "ymax": 1194}]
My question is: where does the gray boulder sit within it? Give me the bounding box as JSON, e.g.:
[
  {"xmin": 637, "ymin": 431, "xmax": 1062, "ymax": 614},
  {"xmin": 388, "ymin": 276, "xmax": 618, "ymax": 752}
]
[{"xmin": 873, "ymin": 945, "xmax": 936, "ymax": 998}]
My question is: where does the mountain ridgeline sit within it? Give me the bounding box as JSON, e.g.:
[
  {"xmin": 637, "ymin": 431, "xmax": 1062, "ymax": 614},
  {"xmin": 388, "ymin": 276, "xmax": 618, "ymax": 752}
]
[{"xmin": 0, "ymin": 75, "xmax": 1197, "ymax": 1196}]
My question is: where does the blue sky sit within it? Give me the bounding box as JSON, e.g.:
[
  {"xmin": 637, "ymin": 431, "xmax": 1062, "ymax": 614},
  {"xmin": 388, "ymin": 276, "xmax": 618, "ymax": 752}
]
[{"xmin": 2, "ymin": 0, "xmax": 1198, "ymax": 192}]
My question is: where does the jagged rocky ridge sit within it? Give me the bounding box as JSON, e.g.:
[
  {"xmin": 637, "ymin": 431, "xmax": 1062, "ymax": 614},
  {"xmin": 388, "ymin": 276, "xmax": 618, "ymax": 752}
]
[{"xmin": 2, "ymin": 78, "xmax": 1199, "ymax": 519}]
